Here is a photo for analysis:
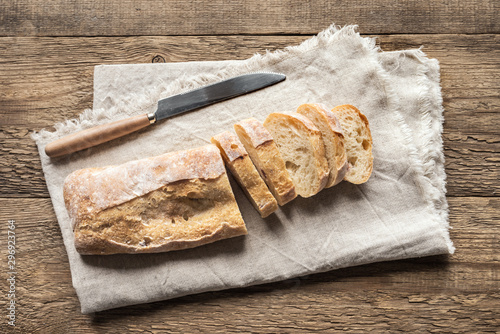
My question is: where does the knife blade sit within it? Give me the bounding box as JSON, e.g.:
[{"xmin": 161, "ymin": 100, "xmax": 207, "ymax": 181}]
[{"xmin": 44, "ymin": 72, "xmax": 286, "ymax": 158}]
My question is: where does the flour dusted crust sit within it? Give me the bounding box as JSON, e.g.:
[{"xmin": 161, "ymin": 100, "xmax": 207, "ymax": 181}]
[
  {"xmin": 63, "ymin": 145, "xmax": 247, "ymax": 255},
  {"xmin": 297, "ymin": 103, "xmax": 348, "ymax": 187},
  {"xmin": 211, "ymin": 131, "xmax": 278, "ymax": 218},
  {"xmin": 263, "ymin": 112, "xmax": 329, "ymax": 198},
  {"xmin": 234, "ymin": 118, "xmax": 297, "ymax": 206},
  {"xmin": 235, "ymin": 117, "xmax": 274, "ymax": 147},
  {"xmin": 210, "ymin": 131, "xmax": 248, "ymax": 163}
]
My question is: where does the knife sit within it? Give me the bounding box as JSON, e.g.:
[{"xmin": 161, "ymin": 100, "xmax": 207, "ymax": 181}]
[{"xmin": 44, "ymin": 72, "xmax": 286, "ymax": 158}]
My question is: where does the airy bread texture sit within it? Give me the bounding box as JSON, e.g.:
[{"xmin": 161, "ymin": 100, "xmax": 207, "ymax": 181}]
[
  {"xmin": 63, "ymin": 145, "xmax": 247, "ymax": 255},
  {"xmin": 234, "ymin": 118, "xmax": 297, "ymax": 206},
  {"xmin": 211, "ymin": 131, "xmax": 278, "ymax": 218},
  {"xmin": 331, "ymin": 104, "xmax": 373, "ymax": 184},
  {"xmin": 263, "ymin": 112, "xmax": 329, "ymax": 198},
  {"xmin": 296, "ymin": 103, "xmax": 348, "ymax": 187}
]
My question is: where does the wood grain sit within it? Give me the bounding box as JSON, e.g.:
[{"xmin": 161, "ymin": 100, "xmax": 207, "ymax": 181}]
[
  {"xmin": 0, "ymin": 0, "xmax": 498, "ymax": 36},
  {"xmin": 1, "ymin": 34, "xmax": 498, "ymax": 125},
  {"xmin": 1, "ymin": 35, "xmax": 498, "ymax": 197},
  {"xmin": 1, "ymin": 0, "xmax": 499, "ymax": 330},
  {"xmin": 0, "ymin": 197, "xmax": 498, "ymax": 333},
  {"xmin": 44, "ymin": 113, "xmax": 151, "ymax": 157},
  {"xmin": 2, "ymin": 133, "xmax": 499, "ymax": 198}
]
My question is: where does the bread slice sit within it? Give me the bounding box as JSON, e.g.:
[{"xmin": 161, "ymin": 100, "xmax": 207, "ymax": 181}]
[
  {"xmin": 263, "ymin": 112, "xmax": 329, "ymax": 198},
  {"xmin": 211, "ymin": 131, "xmax": 278, "ymax": 218},
  {"xmin": 331, "ymin": 104, "xmax": 373, "ymax": 184},
  {"xmin": 296, "ymin": 103, "xmax": 348, "ymax": 187},
  {"xmin": 63, "ymin": 145, "xmax": 247, "ymax": 255},
  {"xmin": 234, "ymin": 118, "xmax": 297, "ymax": 206}
]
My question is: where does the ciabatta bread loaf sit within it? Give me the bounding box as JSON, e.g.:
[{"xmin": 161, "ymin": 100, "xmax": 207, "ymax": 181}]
[
  {"xmin": 331, "ymin": 104, "xmax": 373, "ymax": 184},
  {"xmin": 63, "ymin": 145, "xmax": 247, "ymax": 255},
  {"xmin": 234, "ymin": 118, "xmax": 297, "ymax": 206},
  {"xmin": 263, "ymin": 112, "xmax": 329, "ymax": 198},
  {"xmin": 211, "ymin": 131, "xmax": 278, "ymax": 218},
  {"xmin": 297, "ymin": 103, "xmax": 348, "ymax": 187}
]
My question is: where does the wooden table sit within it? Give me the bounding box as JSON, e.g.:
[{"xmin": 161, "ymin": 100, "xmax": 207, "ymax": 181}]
[{"xmin": 1, "ymin": 1, "xmax": 498, "ymax": 332}]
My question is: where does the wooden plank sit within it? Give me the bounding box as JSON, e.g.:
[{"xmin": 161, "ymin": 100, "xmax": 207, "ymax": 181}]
[
  {"xmin": 0, "ymin": 34, "xmax": 497, "ymax": 128},
  {"xmin": 3, "ymin": 197, "xmax": 497, "ymax": 263},
  {"xmin": 0, "ymin": 34, "xmax": 498, "ymax": 197},
  {"xmin": 1, "ymin": 132, "xmax": 498, "ymax": 198},
  {"xmin": 0, "ymin": 197, "xmax": 498, "ymax": 332},
  {"xmin": 0, "ymin": 136, "xmax": 48, "ymax": 197},
  {"xmin": 444, "ymin": 134, "xmax": 499, "ymax": 197},
  {"xmin": 0, "ymin": 0, "xmax": 498, "ymax": 36}
]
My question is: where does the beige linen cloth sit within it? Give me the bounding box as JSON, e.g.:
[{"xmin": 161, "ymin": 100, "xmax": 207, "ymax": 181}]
[{"xmin": 32, "ymin": 25, "xmax": 454, "ymax": 314}]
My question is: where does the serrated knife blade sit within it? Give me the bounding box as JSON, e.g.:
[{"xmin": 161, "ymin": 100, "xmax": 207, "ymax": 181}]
[
  {"xmin": 153, "ymin": 72, "xmax": 286, "ymax": 122},
  {"xmin": 44, "ymin": 72, "xmax": 286, "ymax": 158}
]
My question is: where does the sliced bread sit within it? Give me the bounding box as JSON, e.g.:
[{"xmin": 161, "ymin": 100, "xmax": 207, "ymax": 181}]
[
  {"xmin": 296, "ymin": 103, "xmax": 348, "ymax": 187},
  {"xmin": 263, "ymin": 112, "xmax": 329, "ymax": 198},
  {"xmin": 331, "ymin": 104, "xmax": 373, "ymax": 184},
  {"xmin": 211, "ymin": 131, "xmax": 278, "ymax": 218},
  {"xmin": 234, "ymin": 118, "xmax": 297, "ymax": 206}
]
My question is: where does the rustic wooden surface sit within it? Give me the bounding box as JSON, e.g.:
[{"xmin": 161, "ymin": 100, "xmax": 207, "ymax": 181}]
[{"xmin": 1, "ymin": 1, "xmax": 499, "ymax": 332}]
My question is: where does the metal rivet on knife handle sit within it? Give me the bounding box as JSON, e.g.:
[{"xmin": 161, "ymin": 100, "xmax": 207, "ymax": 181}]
[{"xmin": 44, "ymin": 114, "xmax": 151, "ymax": 158}]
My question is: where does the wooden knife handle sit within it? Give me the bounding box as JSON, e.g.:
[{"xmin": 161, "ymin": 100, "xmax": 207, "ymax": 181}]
[{"xmin": 44, "ymin": 114, "xmax": 152, "ymax": 158}]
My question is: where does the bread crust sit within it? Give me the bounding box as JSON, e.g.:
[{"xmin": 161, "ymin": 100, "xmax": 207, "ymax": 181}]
[
  {"xmin": 235, "ymin": 117, "xmax": 274, "ymax": 147},
  {"xmin": 64, "ymin": 145, "xmax": 247, "ymax": 255},
  {"xmin": 331, "ymin": 104, "xmax": 373, "ymax": 184},
  {"xmin": 234, "ymin": 118, "xmax": 297, "ymax": 206},
  {"xmin": 211, "ymin": 131, "xmax": 278, "ymax": 218},
  {"xmin": 297, "ymin": 103, "xmax": 348, "ymax": 187},
  {"xmin": 210, "ymin": 131, "xmax": 247, "ymax": 162},
  {"xmin": 264, "ymin": 112, "xmax": 329, "ymax": 197}
]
